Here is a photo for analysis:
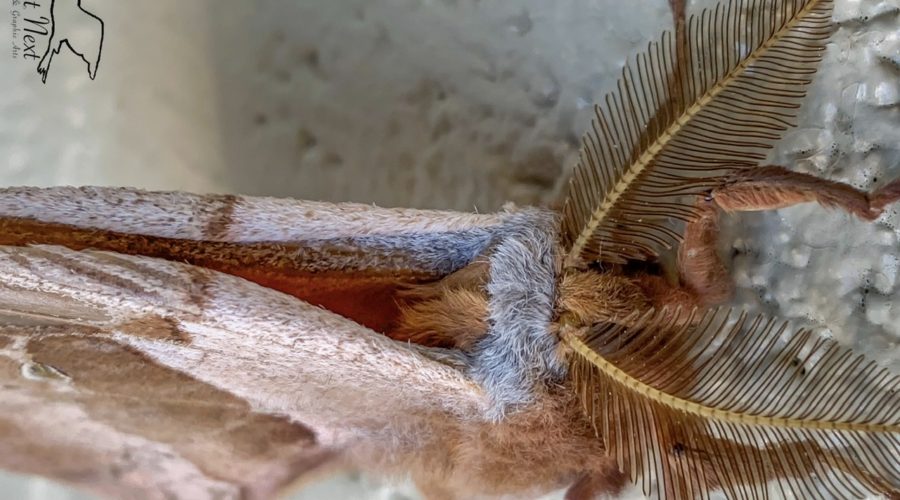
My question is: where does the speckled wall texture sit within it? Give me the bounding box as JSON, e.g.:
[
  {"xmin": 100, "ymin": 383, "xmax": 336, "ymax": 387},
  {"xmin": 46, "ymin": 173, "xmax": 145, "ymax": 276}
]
[{"xmin": 1, "ymin": 0, "xmax": 898, "ymax": 498}]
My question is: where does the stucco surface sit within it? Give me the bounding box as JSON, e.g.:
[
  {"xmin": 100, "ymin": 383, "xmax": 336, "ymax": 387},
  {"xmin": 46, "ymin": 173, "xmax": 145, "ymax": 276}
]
[{"xmin": 0, "ymin": 0, "xmax": 897, "ymax": 498}]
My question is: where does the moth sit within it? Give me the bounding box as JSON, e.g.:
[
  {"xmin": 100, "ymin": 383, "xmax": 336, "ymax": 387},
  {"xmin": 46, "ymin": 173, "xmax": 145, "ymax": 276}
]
[{"xmin": 1, "ymin": 0, "xmax": 898, "ymax": 498}]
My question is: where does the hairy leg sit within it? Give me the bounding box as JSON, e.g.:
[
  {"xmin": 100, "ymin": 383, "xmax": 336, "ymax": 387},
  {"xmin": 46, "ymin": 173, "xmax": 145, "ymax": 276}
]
[
  {"xmin": 679, "ymin": 165, "xmax": 900, "ymax": 305},
  {"xmin": 564, "ymin": 468, "xmax": 627, "ymax": 500}
]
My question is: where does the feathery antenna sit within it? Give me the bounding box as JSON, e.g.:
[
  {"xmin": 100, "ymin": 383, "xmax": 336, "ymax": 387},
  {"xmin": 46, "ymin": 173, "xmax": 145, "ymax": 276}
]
[
  {"xmin": 561, "ymin": 0, "xmax": 834, "ymax": 267},
  {"xmin": 564, "ymin": 308, "xmax": 900, "ymax": 498}
]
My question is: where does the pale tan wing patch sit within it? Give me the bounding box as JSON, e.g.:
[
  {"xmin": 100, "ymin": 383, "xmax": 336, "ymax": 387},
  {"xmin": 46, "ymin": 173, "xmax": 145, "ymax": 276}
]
[
  {"xmin": 1, "ymin": 326, "xmax": 329, "ymax": 500},
  {"xmin": 0, "ymin": 245, "xmax": 487, "ymax": 499}
]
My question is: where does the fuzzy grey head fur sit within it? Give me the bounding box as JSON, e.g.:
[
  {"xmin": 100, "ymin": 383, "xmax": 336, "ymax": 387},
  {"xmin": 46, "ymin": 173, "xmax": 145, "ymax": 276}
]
[{"xmin": 469, "ymin": 207, "xmax": 563, "ymax": 418}]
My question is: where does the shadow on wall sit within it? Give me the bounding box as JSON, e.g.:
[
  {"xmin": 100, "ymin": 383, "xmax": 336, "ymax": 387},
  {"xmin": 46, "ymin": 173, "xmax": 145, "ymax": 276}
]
[{"xmin": 203, "ymin": 0, "xmax": 669, "ymax": 210}]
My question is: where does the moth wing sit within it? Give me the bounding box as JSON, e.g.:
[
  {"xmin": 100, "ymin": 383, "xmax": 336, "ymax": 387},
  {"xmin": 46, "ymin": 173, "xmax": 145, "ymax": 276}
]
[
  {"xmin": 0, "ymin": 244, "xmax": 486, "ymax": 499},
  {"xmin": 0, "ymin": 186, "xmax": 504, "ymax": 335}
]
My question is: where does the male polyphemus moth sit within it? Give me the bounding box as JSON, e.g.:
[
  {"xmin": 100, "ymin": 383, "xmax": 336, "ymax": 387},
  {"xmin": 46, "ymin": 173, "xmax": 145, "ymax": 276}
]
[{"xmin": 0, "ymin": 0, "xmax": 898, "ymax": 498}]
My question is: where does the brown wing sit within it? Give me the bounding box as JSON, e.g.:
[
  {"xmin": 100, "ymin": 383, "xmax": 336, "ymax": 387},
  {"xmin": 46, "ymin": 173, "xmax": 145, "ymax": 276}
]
[
  {"xmin": 1, "ymin": 325, "xmax": 331, "ymax": 500},
  {"xmin": 0, "ymin": 244, "xmax": 486, "ymax": 499},
  {"xmin": 0, "ymin": 186, "xmax": 502, "ymax": 335}
]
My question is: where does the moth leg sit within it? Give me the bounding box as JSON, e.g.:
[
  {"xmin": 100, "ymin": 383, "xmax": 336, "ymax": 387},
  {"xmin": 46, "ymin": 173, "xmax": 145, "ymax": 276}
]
[
  {"xmin": 634, "ymin": 272, "xmax": 706, "ymax": 312},
  {"xmin": 679, "ymin": 165, "xmax": 900, "ymax": 305},
  {"xmin": 678, "ymin": 201, "xmax": 732, "ymax": 305},
  {"xmin": 709, "ymin": 165, "xmax": 900, "ymax": 220},
  {"xmin": 563, "ymin": 468, "xmax": 628, "ymax": 500}
]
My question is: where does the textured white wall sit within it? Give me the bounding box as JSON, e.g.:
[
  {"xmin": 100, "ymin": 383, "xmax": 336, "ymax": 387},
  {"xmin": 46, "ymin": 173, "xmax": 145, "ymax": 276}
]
[{"xmin": 1, "ymin": 0, "xmax": 897, "ymax": 498}]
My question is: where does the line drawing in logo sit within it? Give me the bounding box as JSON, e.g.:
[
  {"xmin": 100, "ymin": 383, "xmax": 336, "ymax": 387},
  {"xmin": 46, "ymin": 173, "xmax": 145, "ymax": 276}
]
[{"xmin": 36, "ymin": 0, "xmax": 105, "ymax": 84}]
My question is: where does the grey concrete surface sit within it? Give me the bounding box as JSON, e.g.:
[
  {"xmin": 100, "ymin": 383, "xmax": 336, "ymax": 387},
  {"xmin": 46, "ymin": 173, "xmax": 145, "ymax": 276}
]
[{"xmin": 1, "ymin": 0, "xmax": 897, "ymax": 498}]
